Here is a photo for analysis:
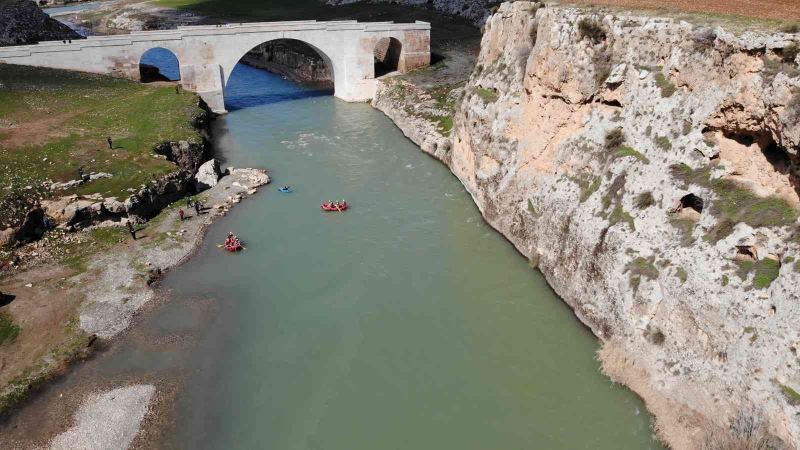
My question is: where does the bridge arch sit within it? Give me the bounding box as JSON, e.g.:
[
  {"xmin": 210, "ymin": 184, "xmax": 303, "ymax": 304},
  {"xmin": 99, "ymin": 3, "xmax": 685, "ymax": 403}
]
[
  {"xmin": 220, "ymin": 36, "xmax": 338, "ymax": 94},
  {"xmin": 227, "ymin": 38, "xmax": 335, "ymax": 89},
  {"xmin": 138, "ymin": 47, "xmax": 182, "ymax": 83},
  {"xmin": 373, "ymin": 37, "xmax": 402, "ymax": 77}
]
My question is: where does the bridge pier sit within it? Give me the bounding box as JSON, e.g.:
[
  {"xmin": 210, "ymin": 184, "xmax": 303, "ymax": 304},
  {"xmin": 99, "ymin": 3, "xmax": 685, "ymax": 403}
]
[{"xmin": 180, "ymin": 63, "xmax": 227, "ymax": 114}]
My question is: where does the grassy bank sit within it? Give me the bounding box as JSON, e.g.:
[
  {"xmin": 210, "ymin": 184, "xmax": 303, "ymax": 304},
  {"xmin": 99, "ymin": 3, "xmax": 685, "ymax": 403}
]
[
  {"xmin": 0, "ymin": 64, "xmax": 205, "ymax": 229},
  {"xmin": 0, "ymin": 64, "xmax": 207, "ymax": 415}
]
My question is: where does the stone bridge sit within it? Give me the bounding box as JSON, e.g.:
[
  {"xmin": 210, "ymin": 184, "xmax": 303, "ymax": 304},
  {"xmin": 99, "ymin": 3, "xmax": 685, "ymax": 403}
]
[{"xmin": 0, "ymin": 20, "xmax": 430, "ymax": 112}]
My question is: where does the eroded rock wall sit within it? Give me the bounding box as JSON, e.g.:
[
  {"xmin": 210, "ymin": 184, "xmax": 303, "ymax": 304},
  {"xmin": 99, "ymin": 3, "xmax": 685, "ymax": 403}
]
[{"xmin": 374, "ymin": 2, "xmax": 800, "ymax": 448}]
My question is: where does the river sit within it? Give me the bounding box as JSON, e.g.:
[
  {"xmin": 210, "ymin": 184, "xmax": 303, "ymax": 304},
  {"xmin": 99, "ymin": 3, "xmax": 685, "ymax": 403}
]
[
  {"xmin": 150, "ymin": 64, "xmax": 664, "ymax": 448},
  {"xmin": 1, "ymin": 61, "xmax": 665, "ymax": 448}
]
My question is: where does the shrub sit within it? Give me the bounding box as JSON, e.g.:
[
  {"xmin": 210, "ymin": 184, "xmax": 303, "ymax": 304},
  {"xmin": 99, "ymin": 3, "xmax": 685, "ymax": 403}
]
[
  {"xmin": 701, "ymin": 409, "xmax": 785, "ymax": 450},
  {"xmin": 781, "ymin": 23, "xmax": 800, "ymax": 34},
  {"xmin": 676, "ymin": 267, "xmax": 688, "ymax": 283},
  {"xmin": 604, "ymin": 128, "xmax": 625, "ymax": 150},
  {"xmin": 691, "ymin": 27, "xmax": 716, "ymax": 52},
  {"xmin": 655, "ymin": 135, "xmax": 672, "ymax": 151},
  {"xmin": 578, "ymin": 18, "xmax": 606, "ymax": 44},
  {"xmin": 655, "ymin": 72, "xmax": 677, "ymax": 97},
  {"xmin": 721, "ymin": 275, "xmax": 730, "ymax": 286},
  {"xmin": 635, "ymin": 191, "xmax": 654, "ymax": 209},
  {"xmin": 784, "ymin": 43, "xmax": 799, "ymax": 63},
  {"xmin": 627, "ymin": 256, "xmax": 659, "ymax": 280},
  {"xmin": 474, "ymin": 86, "xmax": 499, "ymax": 104}
]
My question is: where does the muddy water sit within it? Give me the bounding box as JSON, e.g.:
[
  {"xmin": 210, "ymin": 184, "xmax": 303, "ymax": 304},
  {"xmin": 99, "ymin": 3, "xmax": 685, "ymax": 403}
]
[{"xmin": 157, "ymin": 64, "xmax": 664, "ymax": 449}]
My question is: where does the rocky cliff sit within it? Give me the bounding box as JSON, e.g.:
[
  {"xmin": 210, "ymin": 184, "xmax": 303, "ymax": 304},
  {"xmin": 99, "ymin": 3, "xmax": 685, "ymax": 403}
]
[
  {"xmin": 0, "ymin": 0, "xmax": 81, "ymax": 46},
  {"xmin": 374, "ymin": 2, "xmax": 800, "ymax": 448}
]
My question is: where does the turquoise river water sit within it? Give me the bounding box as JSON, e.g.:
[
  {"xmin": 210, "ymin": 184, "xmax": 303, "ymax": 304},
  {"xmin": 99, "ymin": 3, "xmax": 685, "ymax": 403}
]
[
  {"xmin": 157, "ymin": 64, "xmax": 665, "ymax": 449},
  {"xmin": 0, "ymin": 63, "xmax": 665, "ymax": 449}
]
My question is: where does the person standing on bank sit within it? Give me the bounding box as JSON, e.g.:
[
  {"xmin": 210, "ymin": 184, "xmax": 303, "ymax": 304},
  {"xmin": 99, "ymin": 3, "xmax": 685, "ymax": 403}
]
[
  {"xmin": 107, "ymin": 136, "xmax": 113, "ymax": 150},
  {"xmin": 127, "ymin": 221, "xmax": 137, "ymax": 240}
]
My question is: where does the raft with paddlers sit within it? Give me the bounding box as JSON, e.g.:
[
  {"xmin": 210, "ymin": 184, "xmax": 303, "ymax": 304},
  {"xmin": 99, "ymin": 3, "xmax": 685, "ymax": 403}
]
[
  {"xmin": 220, "ymin": 232, "xmax": 244, "ymax": 252},
  {"xmin": 278, "ymin": 186, "xmax": 292, "ymax": 193},
  {"xmin": 321, "ymin": 201, "xmax": 348, "ymax": 212}
]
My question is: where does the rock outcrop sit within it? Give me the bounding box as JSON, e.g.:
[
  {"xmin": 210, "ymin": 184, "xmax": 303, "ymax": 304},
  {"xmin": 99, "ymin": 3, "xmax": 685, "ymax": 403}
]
[
  {"xmin": 194, "ymin": 158, "xmax": 221, "ymax": 191},
  {"xmin": 374, "ymin": 2, "xmax": 800, "ymax": 448},
  {"xmin": 0, "ymin": 0, "xmax": 82, "ymax": 46}
]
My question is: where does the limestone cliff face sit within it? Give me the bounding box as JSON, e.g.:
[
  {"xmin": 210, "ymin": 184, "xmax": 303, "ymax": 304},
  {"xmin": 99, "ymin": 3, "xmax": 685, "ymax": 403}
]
[{"xmin": 374, "ymin": 2, "xmax": 800, "ymax": 448}]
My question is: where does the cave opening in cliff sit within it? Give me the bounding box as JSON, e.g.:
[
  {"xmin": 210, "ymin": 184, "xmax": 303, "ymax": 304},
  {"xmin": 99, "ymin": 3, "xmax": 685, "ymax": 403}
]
[
  {"xmin": 679, "ymin": 193, "xmax": 704, "ymax": 214},
  {"xmin": 374, "ymin": 37, "xmax": 402, "ymax": 77},
  {"xmin": 224, "ymin": 39, "xmax": 334, "ymax": 110},
  {"xmin": 138, "ymin": 47, "xmax": 181, "ymax": 83},
  {"xmin": 716, "ymin": 129, "xmax": 800, "ymax": 206}
]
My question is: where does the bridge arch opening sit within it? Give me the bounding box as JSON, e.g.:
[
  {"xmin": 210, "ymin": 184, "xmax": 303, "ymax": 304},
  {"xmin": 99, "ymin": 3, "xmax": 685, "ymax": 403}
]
[
  {"xmin": 224, "ymin": 38, "xmax": 335, "ymax": 110},
  {"xmin": 139, "ymin": 47, "xmax": 180, "ymax": 83},
  {"xmin": 373, "ymin": 37, "xmax": 402, "ymax": 77}
]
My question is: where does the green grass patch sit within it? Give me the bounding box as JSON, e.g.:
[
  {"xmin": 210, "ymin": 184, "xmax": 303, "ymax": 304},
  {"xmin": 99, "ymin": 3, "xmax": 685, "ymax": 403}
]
[
  {"xmin": 57, "ymin": 227, "xmax": 130, "ymax": 272},
  {"xmin": 0, "ymin": 64, "xmax": 205, "ymax": 229},
  {"xmin": 734, "ymin": 258, "xmax": 782, "ymax": 289},
  {"xmin": 779, "ymin": 383, "xmax": 800, "ymax": 406},
  {"xmin": 721, "ymin": 274, "xmax": 730, "ymax": 286},
  {"xmin": 669, "ymin": 163, "xmax": 798, "ymax": 241},
  {"xmin": 675, "ymin": 267, "xmax": 688, "ymax": 283},
  {"xmin": 576, "ymin": 177, "xmax": 601, "ymax": 203},
  {"xmin": 0, "ymin": 311, "xmax": 20, "ymax": 346},
  {"xmin": 627, "ymin": 256, "xmax": 659, "ymax": 280},
  {"xmin": 474, "ymin": 86, "xmax": 499, "ymax": 104},
  {"xmin": 753, "ymin": 258, "xmax": 781, "ymax": 289},
  {"xmin": 654, "ymin": 135, "xmax": 672, "ymax": 151},
  {"xmin": 609, "ymin": 204, "xmax": 635, "ymax": 230},
  {"xmin": 616, "ymin": 145, "xmax": 650, "ymax": 163},
  {"xmin": 655, "ymin": 72, "xmax": 677, "ymax": 97}
]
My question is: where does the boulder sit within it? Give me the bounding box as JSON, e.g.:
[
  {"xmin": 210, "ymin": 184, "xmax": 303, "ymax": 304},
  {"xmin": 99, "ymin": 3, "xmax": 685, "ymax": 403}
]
[
  {"xmin": 195, "ymin": 159, "xmax": 222, "ymax": 191},
  {"xmin": 14, "ymin": 207, "xmax": 47, "ymax": 244}
]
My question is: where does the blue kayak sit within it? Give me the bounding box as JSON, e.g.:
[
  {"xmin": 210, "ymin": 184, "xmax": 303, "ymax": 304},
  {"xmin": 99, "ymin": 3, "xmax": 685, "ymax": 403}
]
[{"xmin": 278, "ymin": 187, "xmax": 292, "ymax": 193}]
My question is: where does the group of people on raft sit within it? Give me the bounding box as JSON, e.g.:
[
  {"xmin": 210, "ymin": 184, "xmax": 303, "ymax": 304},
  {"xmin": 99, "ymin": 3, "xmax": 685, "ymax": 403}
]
[
  {"xmin": 223, "ymin": 188, "xmax": 349, "ymax": 254},
  {"xmin": 223, "ymin": 232, "xmax": 243, "ymax": 252},
  {"xmin": 321, "ymin": 200, "xmax": 348, "ymax": 211}
]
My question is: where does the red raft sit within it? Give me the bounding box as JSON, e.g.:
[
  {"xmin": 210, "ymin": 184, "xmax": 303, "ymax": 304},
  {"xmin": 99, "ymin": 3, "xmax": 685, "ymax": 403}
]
[
  {"xmin": 223, "ymin": 236, "xmax": 243, "ymax": 252},
  {"xmin": 321, "ymin": 202, "xmax": 348, "ymax": 212},
  {"xmin": 225, "ymin": 242, "xmax": 243, "ymax": 252}
]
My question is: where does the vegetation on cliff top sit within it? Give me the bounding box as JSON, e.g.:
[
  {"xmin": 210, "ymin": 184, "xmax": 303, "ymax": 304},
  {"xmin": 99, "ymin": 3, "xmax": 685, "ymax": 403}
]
[{"xmin": 0, "ymin": 64, "xmax": 205, "ymax": 230}]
